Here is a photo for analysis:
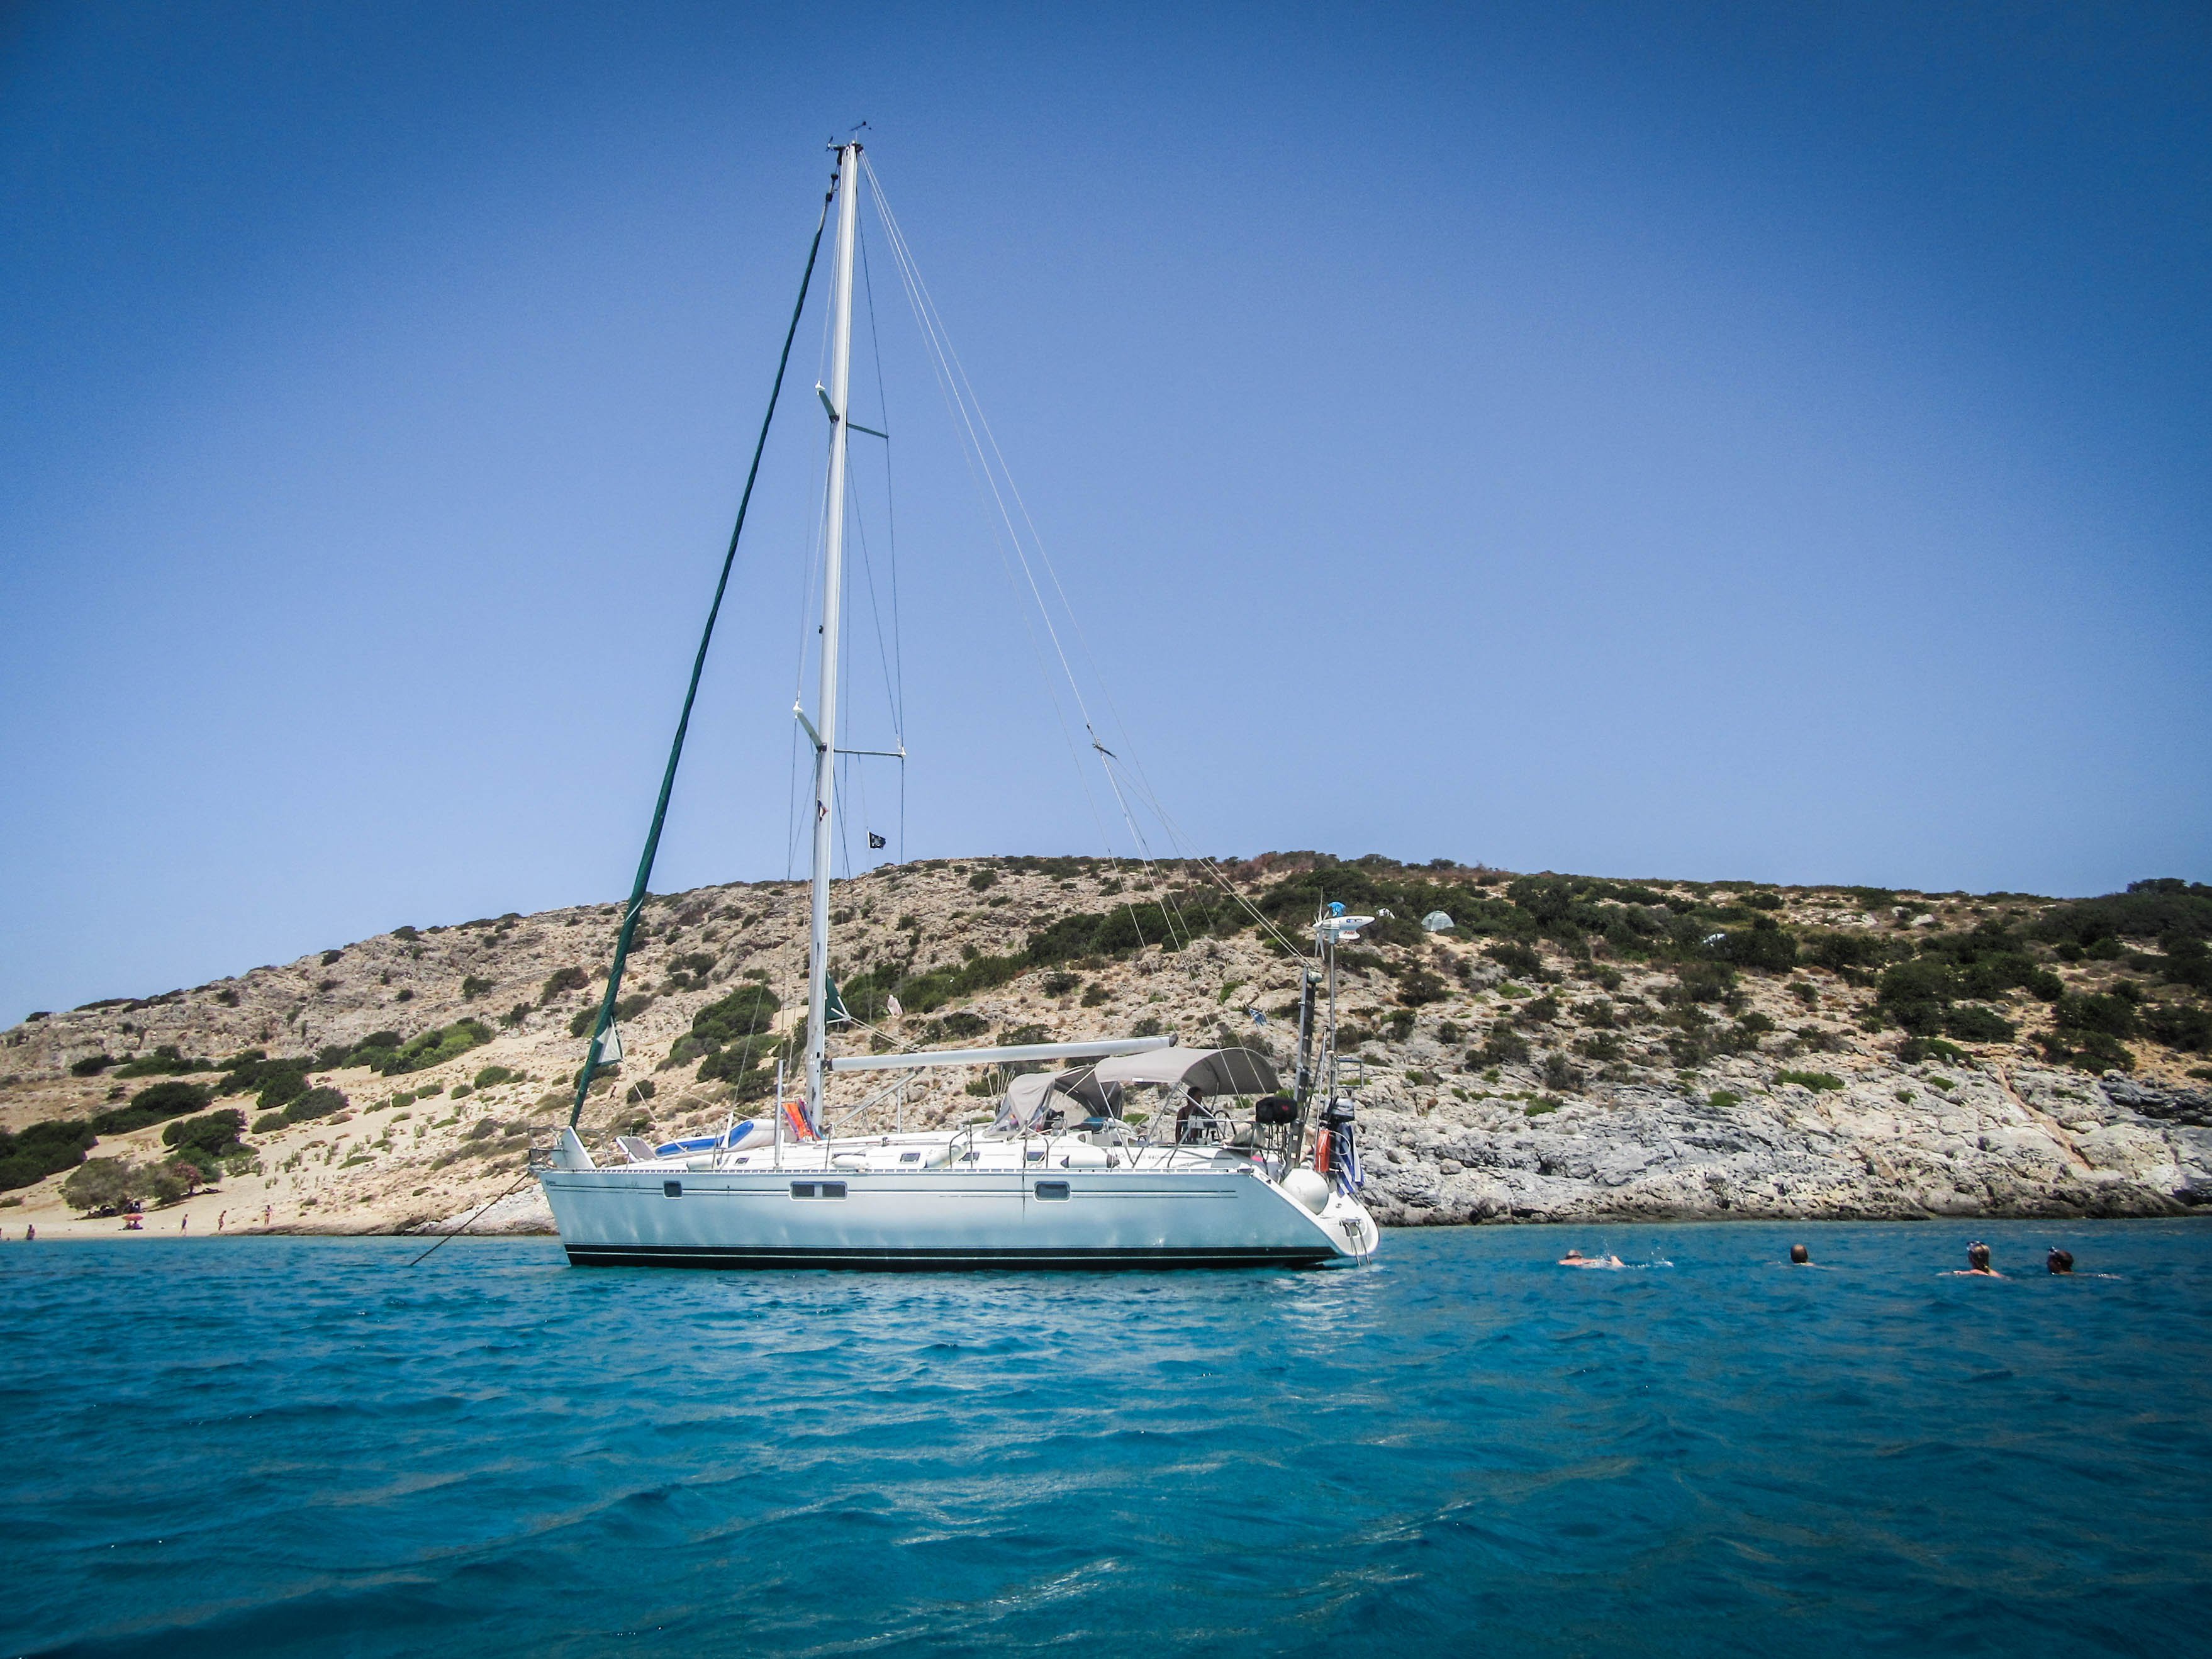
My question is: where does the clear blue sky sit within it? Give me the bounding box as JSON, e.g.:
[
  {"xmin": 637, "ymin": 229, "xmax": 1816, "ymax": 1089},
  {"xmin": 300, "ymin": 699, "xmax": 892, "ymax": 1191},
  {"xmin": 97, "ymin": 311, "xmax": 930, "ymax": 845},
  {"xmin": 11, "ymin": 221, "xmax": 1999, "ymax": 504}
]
[{"xmin": 3, "ymin": 1, "xmax": 2207, "ymax": 1021}]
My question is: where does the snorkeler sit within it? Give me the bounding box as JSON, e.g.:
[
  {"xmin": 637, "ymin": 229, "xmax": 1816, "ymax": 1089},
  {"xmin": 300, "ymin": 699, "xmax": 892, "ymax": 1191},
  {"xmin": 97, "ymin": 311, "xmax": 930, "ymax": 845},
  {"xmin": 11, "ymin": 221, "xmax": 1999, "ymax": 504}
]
[
  {"xmin": 1559, "ymin": 1248, "xmax": 1627, "ymax": 1269},
  {"xmin": 1945, "ymin": 1241, "xmax": 2001, "ymax": 1276},
  {"xmin": 1790, "ymin": 1244, "xmax": 1811, "ymax": 1265},
  {"xmin": 2047, "ymin": 1248, "xmax": 2075, "ymax": 1275}
]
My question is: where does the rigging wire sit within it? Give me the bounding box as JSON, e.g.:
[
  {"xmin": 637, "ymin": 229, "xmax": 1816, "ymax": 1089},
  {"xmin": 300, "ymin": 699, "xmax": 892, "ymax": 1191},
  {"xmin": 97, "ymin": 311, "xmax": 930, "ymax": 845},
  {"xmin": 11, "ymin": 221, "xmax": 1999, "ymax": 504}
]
[
  {"xmin": 867, "ymin": 165, "xmax": 1300, "ymax": 952},
  {"xmin": 864, "ymin": 159, "xmax": 1211, "ymax": 952},
  {"xmin": 861, "ymin": 167, "xmax": 1140, "ymax": 907}
]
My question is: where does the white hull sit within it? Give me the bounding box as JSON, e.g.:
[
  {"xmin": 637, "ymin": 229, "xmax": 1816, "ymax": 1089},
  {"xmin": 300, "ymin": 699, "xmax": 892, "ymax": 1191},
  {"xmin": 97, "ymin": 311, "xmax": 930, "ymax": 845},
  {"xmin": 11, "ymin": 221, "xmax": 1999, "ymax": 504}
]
[{"xmin": 538, "ymin": 1141, "xmax": 1378, "ymax": 1271}]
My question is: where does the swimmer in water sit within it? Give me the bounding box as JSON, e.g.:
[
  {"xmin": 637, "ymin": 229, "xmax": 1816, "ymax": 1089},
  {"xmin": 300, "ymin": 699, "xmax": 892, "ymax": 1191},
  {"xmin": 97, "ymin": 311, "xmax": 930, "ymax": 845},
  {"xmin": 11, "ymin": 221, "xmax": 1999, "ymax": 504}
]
[
  {"xmin": 1945, "ymin": 1241, "xmax": 2001, "ymax": 1276},
  {"xmin": 2047, "ymin": 1248, "xmax": 2075, "ymax": 1275},
  {"xmin": 1559, "ymin": 1248, "xmax": 1626, "ymax": 1269},
  {"xmin": 1790, "ymin": 1244, "xmax": 1811, "ymax": 1265}
]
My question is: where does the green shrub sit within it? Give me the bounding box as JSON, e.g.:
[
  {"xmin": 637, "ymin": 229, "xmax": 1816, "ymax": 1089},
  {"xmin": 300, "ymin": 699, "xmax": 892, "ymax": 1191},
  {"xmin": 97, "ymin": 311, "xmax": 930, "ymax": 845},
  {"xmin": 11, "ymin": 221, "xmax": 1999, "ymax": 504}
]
[
  {"xmin": 1877, "ymin": 960, "xmax": 1958, "ymax": 1034},
  {"xmin": 2036, "ymin": 880, "xmax": 2212, "ymax": 950},
  {"xmin": 2054, "ymin": 993, "xmax": 2137, "ymax": 1039},
  {"xmin": 162, "ymin": 1109, "xmax": 247, "ymax": 1166},
  {"xmin": 1898, "ymin": 1036, "xmax": 1969, "ymax": 1065},
  {"xmin": 1395, "ymin": 966, "xmax": 1450, "ymax": 1007},
  {"xmin": 1707, "ymin": 1090, "xmax": 1743, "ymax": 1109},
  {"xmin": 1080, "ymin": 984, "xmax": 1109, "ymax": 1007},
  {"xmin": 2040, "ymin": 1029, "xmax": 2133, "ymax": 1073},
  {"xmin": 1515, "ymin": 995, "xmax": 1560, "ymax": 1026},
  {"xmin": 1540, "ymin": 1053, "xmax": 1582, "ymax": 1093},
  {"xmin": 61, "ymin": 1156, "xmax": 138, "ymax": 1214},
  {"xmin": 1475, "ymin": 1028, "xmax": 1529, "ymax": 1066},
  {"xmin": 112, "ymin": 1044, "xmax": 212, "ymax": 1078},
  {"xmin": 614, "ymin": 993, "xmax": 654, "ymax": 1022},
  {"xmin": 1042, "ymin": 971, "xmax": 1080, "ymax": 997},
  {"xmin": 2160, "ymin": 939, "xmax": 2212, "ymax": 992},
  {"xmin": 69, "ymin": 1054, "xmax": 116, "ymax": 1076},
  {"xmin": 1802, "ymin": 932, "xmax": 1892, "ymax": 972},
  {"xmin": 348, "ymin": 1020, "xmax": 491, "ymax": 1076},
  {"xmin": 251, "ymin": 1112, "xmax": 287, "ymax": 1134},
  {"xmin": 691, "ymin": 984, "xmax": 780, "ymax": 1045},
  {"xmin": 1485, "ymin": 941, "xmax": 1543, "ymax": 978},
  {"xmin": 1714, "ymin": 917, "xmax": 1798, "ymax": 972},
  {"xmin": 541, "ymin": 966, "xmax": 589, "ymax": 1004},
  {"xmin": 89, "ymin": 1080, "xmax": 213, "ymax": 1136},
  {"xmin": 1131, "ymin": 1016, "xmax": 1165, "ymax": 1038},
  {"xmin": 254, "ymin": 1066, "xmax": 313, "ymax": 1114},
  {"xmin": 696, "ymin": 1036, "xmax": 779, "ymax": 1087},
  {"xmin": 1666, "ymin": 962, "xmax": 1738, "ymax": 1007},
  {"xmin": 474, "ymin": 1064, "xmax": 523, "ymax": 1088},
  {"xmin": 930, "ymin": 1011, "xmax": 990, "ymax": 1042},
  {"xmin": 283, "ymin": 1086, "xmax": 349, "ymax": 1123},
  {"xmin": 1944, "ymin": 1004, "xmax": 2016, "ymax": 1043},
  {"xmin": 0, "ymin": 1119, "xmax": 97, "ymax": 1191},
  {"xmin": 1383, "ymin": 1008, "xmax": 1416, "ymax": 1043},
  {"xmin": 461, "ymin": 975, "xmax": 493, "ymax": 1000},
  {"xmin": 2144, "ymin": 1003, "xmax": 2212, "ymax": 1053},
  {"xmin": 1777, "ymin": 1070, "xmax": 1845, "ymax": 1092}
]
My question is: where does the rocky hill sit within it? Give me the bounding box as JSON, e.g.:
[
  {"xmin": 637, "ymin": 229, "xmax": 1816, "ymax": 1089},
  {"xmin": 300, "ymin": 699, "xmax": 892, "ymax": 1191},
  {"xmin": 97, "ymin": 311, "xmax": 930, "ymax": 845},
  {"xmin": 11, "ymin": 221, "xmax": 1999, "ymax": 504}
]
[{"xmin": 3, "ymin": 856, "xmax": 2208, "ymax": 1237}]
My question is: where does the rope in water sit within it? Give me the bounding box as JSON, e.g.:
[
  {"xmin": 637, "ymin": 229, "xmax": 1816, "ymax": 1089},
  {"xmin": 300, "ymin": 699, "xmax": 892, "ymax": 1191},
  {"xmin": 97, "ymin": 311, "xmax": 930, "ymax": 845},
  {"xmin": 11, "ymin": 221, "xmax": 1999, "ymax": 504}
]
[
  {"xmin": 566, "ymin": 176, "xmax": 837, "ymax": 1133},
  {"xmin": 405, "ymin": 1165, "xmax": 535, "ymax": 1268}
]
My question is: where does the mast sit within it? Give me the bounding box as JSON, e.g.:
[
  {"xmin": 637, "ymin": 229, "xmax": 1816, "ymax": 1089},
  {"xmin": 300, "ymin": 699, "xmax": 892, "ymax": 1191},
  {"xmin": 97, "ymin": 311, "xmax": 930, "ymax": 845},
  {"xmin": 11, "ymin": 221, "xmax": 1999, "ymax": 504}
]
[{"xmin": 805, "ymin": 141, "xmax": 862, "ymax": 1130}]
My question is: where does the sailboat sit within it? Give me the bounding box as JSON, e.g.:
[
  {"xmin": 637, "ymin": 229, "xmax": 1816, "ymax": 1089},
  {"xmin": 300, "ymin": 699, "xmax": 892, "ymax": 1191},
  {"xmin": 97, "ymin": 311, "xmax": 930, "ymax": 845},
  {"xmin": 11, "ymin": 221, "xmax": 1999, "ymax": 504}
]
[{"xmin": 535, "ymin": 142, "xmax": 1379, "ymax": 1269}]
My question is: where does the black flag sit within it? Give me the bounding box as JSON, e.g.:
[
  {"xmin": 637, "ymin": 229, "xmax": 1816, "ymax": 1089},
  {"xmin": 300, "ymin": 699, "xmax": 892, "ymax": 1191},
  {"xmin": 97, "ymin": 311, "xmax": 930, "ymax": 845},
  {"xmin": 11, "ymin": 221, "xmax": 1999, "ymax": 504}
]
[{"xmin": 867, "ymin": 831, "xmax": 887, "ymax": 849}]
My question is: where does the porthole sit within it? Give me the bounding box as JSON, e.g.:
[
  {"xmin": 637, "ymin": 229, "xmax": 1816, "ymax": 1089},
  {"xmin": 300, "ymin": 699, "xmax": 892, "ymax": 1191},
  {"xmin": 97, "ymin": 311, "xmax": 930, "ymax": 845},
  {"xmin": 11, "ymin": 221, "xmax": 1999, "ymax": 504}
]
[
  {"xmin": 1034, "ymin": 1180, "xmax": 1071, "ymax": 1201},
  {"xmin": 662, "ymin": 1180, "xmax": 682, "ymax": 1197}
]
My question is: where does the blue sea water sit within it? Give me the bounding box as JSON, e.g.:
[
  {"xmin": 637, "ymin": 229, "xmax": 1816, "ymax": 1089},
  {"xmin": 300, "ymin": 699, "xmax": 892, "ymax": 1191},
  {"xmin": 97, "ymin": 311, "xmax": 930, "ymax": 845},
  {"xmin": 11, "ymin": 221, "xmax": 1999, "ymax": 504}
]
[{"xmin": 3, "ymin": 1221, "xmax": 2208, "ymax": 1658}]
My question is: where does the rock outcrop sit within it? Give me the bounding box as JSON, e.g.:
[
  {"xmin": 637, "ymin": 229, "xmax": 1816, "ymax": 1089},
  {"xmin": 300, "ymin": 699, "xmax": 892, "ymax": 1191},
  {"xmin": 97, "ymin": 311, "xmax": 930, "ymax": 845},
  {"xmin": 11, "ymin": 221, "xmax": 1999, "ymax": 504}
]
[{"xmin": 1355, "ymin": 1068, "xmax": 2212, "ymax": 1225}]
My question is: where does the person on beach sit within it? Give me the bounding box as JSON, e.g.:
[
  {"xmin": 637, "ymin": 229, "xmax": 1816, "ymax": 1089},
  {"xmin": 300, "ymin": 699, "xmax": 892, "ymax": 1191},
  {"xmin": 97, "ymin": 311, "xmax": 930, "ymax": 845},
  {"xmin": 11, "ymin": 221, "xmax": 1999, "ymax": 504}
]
[
  {"xmin": 1790, "ymin": 1244, "xmax": 1811, "ymax": 1265},
  {"xmin": 1560, "ymin": 1248, "xmax": 1626, "ymax": 1269},
  {"xmin": 180, "ymin": 1214, "xmax": 188, "ymax": 1232},
  {"xmin": 22, "ymin": 1223, "xmax": 30, "ymax": 1241},
  {"xmin": 2047, "ymin": 1248, "xmax": 2075, "ymax": 1275}
]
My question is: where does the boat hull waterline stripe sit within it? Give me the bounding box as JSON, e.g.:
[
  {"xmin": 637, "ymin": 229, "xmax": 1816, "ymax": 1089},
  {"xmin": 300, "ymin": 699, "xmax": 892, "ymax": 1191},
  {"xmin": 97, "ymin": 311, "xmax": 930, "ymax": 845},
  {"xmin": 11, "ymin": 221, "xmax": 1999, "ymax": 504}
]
[{"xmin": 562, "ymin": 1244, "xmax": 1336, "ymax": 1270}]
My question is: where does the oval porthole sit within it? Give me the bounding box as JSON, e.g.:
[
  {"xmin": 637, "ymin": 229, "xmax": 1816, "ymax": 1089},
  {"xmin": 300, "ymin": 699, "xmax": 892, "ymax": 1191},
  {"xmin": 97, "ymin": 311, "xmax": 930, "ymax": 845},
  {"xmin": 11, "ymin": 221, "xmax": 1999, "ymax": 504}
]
[{"xmin": 1034, "ymin": 1180, "xmax": 1071, "ymax": 1201}]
